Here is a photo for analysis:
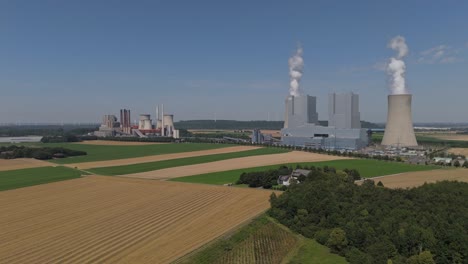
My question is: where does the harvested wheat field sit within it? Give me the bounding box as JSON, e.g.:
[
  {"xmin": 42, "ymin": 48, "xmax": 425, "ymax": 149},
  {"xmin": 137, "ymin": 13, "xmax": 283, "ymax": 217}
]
[
  {"xmin": 67, "ymin": 145, "xmax": 260, "ymax": 169},
  {"xmin": 121, "ymin": 151, "xmax": 349, "ymax": 180},
  {"xmin": 424, "ymin": 134, "xmax": 468, "ymax": 141},
  {"xmin": 0, "ymin": 176, "xmax": 273, "ymax": 264},
  {"xmin": 448, "ymin": 148, "xmax": 468, "ymax": 157},
  {"xmin": 76, "ymin": 140, "xmax": 167, "ymax": 146},
  {"xmin": 359, "ymin": 169, "xmax": 468, "ymax": 189},
  {"xmin": 0, "ymin": 158, "xmax": 52, "ymax": 172}
]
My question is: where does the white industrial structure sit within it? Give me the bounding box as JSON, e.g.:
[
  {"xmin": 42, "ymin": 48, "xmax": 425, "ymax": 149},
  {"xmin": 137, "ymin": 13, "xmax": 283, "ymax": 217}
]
[
  {"xmin": 138, "ymin": 114, "xmax": 153, "ymax": 130},
  {"xmin": 328, "ymin": 92, "xmax": 360, "ymax": 129},
  {"xmin": 281, "ymin": 93, "xmax": 369, "ymax": 150},
  {"xmin": 381, "ymin": 94, "xmax": 418, "ymax": 147}
]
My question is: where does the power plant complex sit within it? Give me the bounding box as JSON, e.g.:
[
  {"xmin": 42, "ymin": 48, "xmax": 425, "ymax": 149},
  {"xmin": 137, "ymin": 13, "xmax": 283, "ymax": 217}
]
[
  {"xmin": 281, "ymin": 93, "xmax": 369, "ymax": 150},
  {"xmin": 94, "ymin": 105, "xmax": 180, "ymax": 139}
]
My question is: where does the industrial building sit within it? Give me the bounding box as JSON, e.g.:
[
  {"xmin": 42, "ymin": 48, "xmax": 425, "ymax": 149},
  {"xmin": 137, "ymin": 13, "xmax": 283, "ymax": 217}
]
[
  {"xmin": 94, "ymin": 105, "xmax": 180, "ymax": 139},
  {"xmin": 381, "ymin": 94, "xmax": 418, "ymax": 147},
  {"xmin": 281, "ymin": 92, "xmax": 369, "ymax": 150}
]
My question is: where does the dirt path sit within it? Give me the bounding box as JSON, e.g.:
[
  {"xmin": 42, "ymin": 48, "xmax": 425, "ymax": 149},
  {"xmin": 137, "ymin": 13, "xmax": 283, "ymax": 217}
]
[
  {"xmin": 66, "ymin": 146, "xmax": 260, "ymax": 169},
  {"xmin": 358, "ymin": 169, "xmax": 468, "ymax": 189},
  {"xmin": 120, "ymin": 151, "xmax": 349, "ymax": 180},
  {"xmin": 0, "ymin": 159, "xmax": 54, "ymax": 172},
  {"xmin": 75, "ymin": 140, "xmax": 168, "ymax": 146},
  {"xmin": 0, "ymin": 176, "xmax": 273, "ymax": 264}
]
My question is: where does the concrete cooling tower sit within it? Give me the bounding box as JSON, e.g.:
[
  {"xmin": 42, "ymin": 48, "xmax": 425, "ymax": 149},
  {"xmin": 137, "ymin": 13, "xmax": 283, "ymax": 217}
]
[{"xmin": 381, "ymin": 94, "xmax": 418, "ymax": 147}]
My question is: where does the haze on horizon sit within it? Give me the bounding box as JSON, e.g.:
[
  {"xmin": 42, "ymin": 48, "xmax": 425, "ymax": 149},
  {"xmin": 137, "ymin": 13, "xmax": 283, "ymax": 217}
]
[{"xmin": 1, "ymin": 1, "xmax": 467, "ymax": 124}]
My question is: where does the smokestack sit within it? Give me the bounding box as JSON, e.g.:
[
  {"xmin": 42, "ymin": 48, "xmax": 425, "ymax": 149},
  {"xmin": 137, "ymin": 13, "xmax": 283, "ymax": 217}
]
[
  {"xmin": 381, "ymin": 94, "xmax": 418, "ymax": 147},
  {"xmin": 161, "ymin": 104, "xmax": 164, "ymax": 136},
  {"xmin": 289, "ymin": 44, "xmax": 304, "ymax": 97}
]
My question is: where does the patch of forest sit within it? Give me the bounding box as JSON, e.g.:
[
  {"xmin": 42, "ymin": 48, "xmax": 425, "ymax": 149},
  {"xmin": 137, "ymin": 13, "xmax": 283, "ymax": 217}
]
[
  {"xmin": 269, "ymin": 167, "xmax": 467, "ymax": 264},
  {"xmin": 0, "ymin": 145, "xmax": 87, "ymax": 160}
]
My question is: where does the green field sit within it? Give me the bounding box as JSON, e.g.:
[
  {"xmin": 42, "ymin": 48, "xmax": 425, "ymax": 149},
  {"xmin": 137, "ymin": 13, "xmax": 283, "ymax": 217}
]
[
  {"xmin": 288, "ymin": 237, "xmax": 348, "ymax": 264},
  {"xmin": 88, "ymin": 148, "xmax": 289, "ymax": 176},
  {"xmin": 171, "ymin": 159, "xmax": 438, "ymax": 185},
  {"xmin": 372, "ymin": 133, "xmax": 468, "ymax": 147},
  {"xmin": 0, "ymin": 166, "xmax": 82, "ymax": 191},
  {"xmin": 31, "ymin": 143, "xmax": 233, "ymax": 164},
  {"xmin": 176, "ymin": 216, "xmax": 346, "ymax": 264}
]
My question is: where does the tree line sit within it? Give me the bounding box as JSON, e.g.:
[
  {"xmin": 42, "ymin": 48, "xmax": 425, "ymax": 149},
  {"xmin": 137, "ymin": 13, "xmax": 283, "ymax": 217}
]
[
  {"xmin": 268, "ymin": 167, "xmax": 467, "ymax": 264},
  {"xmin": 0, "ymin": 145, "xmax": 87, "ymax": 160}
]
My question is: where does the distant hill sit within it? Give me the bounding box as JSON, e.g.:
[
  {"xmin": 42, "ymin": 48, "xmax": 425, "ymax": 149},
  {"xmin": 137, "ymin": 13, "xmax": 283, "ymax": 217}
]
[{"xmin": 174, "ymin": 120, "xmax": 382, "ymax": 130}]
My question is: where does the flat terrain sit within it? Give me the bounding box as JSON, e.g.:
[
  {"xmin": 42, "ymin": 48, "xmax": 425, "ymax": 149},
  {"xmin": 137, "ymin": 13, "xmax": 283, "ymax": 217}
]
[
  {"xmin": 0, "ymin": 176, "xmax": 273, "ymax": 264},
  {"xmin": 172, "ymin": 159, "xmax": 437, "ymax": 185},
  {"xmin": 76, "ymin": 140, "xmax": 167, "ymax": 146},
  {"xmin": 46, "ymin": 143, "xmax": 232, "ymax": 164},
  {"xmin": 359, "ymin": 169, "xmax": 468, "ymax": 188},
  {"xmin": 0, "ymin": 166, "xmax": 82, "ymax": 191},
  {"xmin": 120, "ymin": 151, "xmax": 348, "ymax": 180},
  {"xmin": 448, "ymin": 148, "xmax": 468, "ymax": 157},
  {"xmin": 420, "ymin": 133, "xmax": 468, "ymax": 142},
  {"xmin": 67, "ymin": 145, "xmax": 260, "ymax": 169},
  {"xmin": 0, "ymin": 158, "xmax": 52, "ymax": 171},
  {"xmin": 88, "ymin": 147, "xmax": 287, "ymax": 176}
]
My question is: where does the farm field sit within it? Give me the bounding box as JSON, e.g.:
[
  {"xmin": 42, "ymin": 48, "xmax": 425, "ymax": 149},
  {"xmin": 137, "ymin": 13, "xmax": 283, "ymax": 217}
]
[
  {"xmin": 120, "ymin": 151, "xmax": 348, "ymax": 180},
  {"xmin": 76, "ymin": 140, "xmax": 167, "ymax": 146},
  {"xmin": 361, "ymin": 168, "xmax": 468, "ymax": 188},
  {"xmin": 66, "ymin": 145, "xmax": 260, "ymax": 169},
  {"xmin": 0, "ymin": 166, "xmax": 82, "ymax": 191},
  {"xmin": 0, "ymin": 158, "xmax": 52, "ymax": 172},
  {"xmin": 172, "ymin": 159, "xmax": 438, "ymax": 185},
  {"xmin": 448, "ymin": 148, "xmax": 468, "ymax": 157},
  {"xmin": 44, "ymin": 142, "xmax": 232, "ymax": 164},
  {"xmin": 89, "ymin": 147, "xmax": 288, "ymax": 176},
  {"xmin": 176, "ymin": 216, "xmax": 299, "ymax": 264},
  {"xmin": 0, "ymin": 176, "xmax": 273, "ymax": 264}
]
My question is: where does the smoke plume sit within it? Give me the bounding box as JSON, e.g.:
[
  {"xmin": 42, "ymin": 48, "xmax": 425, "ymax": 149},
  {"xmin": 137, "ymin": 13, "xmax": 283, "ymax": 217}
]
[
  {"xmin": 387, "ymin": 36, "xmax": 409, "ymax": 94},
  {"xmin": 289, "ymin": 45, "xmax": 304, "ymax": 96}
]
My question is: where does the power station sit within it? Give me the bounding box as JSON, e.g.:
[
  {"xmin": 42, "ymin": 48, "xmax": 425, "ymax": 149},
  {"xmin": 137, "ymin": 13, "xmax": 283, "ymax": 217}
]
[
  {"xmin": 281, "ymin": 92, "xmax": 369, "ymax": 150},
  {"xmin": 381, "ymin": 94, "xmax": 418, "ymax": 147},
  {"xmin": 94, "ymin": 104, "xmax": 179, "ymax": 139}
]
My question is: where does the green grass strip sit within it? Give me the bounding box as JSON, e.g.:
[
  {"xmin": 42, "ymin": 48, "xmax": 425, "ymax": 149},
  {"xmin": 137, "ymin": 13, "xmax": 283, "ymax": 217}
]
[
  {"xmin": 171, "ymin": 159, "xmax": 438, "ymax": 185},
  {"xmin": 0, "ymin": 166, "xmax": 82, "ymax": 191},
  {"xmin": 88, "ymin": 147, "xmax": 289, "ymax": 176},
  {"xmin": 39, "ymin": 143, "xmax": 233, "ymax": 164}
]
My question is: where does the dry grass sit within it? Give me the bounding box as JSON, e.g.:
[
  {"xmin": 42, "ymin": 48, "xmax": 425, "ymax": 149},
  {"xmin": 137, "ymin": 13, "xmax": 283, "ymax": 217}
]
[
  {"xmin": 66, "ymin": 146, "xmax": 260, "ymax": 169},
  {"xmin": 0, "ymin": 158, "xmax": 53, "ymax": 172},
  {"xmin": 448, "ymin": 148, "xmax": 468, "ymax": 157},
  {"xmin": 0, "ymin": 176, "xmax": 273, "ymax": 264},
  {"xmin": 360, "ymin": 169, "xmax": 468, "ymax": 189},
  {"xmin": 259, "ymin": 130, "xmax": 281, "ymax": 138},
  {"xmin": 121, "ymin": 151, "xmax": 349, "ymax": 180},
  {"xmin": 420, "ymin": 133, "xmax": 468, "ymax": 141},
  {"xmin": 75, "ymin": 140, "xmax": 168, "ymax": 146}
]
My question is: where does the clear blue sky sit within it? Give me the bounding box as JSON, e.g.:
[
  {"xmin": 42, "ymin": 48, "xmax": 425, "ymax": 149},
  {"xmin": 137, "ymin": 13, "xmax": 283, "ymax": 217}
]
[{"xmin": 1, "ymin": 0, "xmax": 467, "ymax": 123}]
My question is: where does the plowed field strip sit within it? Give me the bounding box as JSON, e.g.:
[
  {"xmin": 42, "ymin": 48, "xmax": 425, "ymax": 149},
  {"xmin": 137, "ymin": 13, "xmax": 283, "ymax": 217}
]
[
  {"xmin": 0, "ymin": 176, "xmax": 272, "ymax": 264},
  {"xmin": 121, "ymin": 151, "xmax": 349, "ymax": 180},
  {"xmin": 67, "ymin": 146, "xmax": 260, "ymax": 169}
]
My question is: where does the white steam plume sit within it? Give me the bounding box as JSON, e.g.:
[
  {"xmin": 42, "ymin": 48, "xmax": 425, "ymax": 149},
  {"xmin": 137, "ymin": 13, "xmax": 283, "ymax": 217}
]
[
  {"xmin": 288, "ymin": 45, "xmax": 304, "ymax": 96},
  {"xmin": 387, "ymin": 36, "xmax": 409, "ymax": 94}
]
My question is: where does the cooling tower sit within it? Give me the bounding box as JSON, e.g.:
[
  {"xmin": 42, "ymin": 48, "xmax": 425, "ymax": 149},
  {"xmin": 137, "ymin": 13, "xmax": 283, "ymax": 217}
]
[
  {"xmin": 381, "ymin": 94, "xmax": 418, "ymax": 147},
  {"xmin": 138, "ymin": 114, "xmax": 152, "ymax": 130},
  {"xmin": 163, "ymin": 115, "xmax": 174, "ymax": 128},
  {"xmin": 156, "ymin": 120, "xmax": 162, "ymax": 129}
]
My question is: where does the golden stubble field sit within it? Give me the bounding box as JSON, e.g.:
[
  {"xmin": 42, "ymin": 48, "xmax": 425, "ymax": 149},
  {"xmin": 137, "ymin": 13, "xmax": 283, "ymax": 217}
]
[
  {"xmin": 121, "ymin": 151, "xmax": 350, "ymax": 180},
  {"xmin": 0, "ymin": 176, "xmax": 273, "ymax": 264},
  {"xmin": 0, "ymin": 158, "xmax": 53, "ymax": 172},
  {"xmin": 359, "ymin": 169, "xmax": 468, "ymax": 189},
  {"xmin": 66, "ymin": 145, "xmax": 260, "ymax": 169}
]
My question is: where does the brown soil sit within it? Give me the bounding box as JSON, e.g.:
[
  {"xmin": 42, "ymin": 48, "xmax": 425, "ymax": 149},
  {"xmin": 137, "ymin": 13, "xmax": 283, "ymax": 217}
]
[
  {"xmin": 67, "ymin": 146, "xmax": 260, "ymax": 169},
  {"xmin": 0, "ymin": 158, "xmax": 53, "ymax": 172},
  {"xmin": 0, "ymin": 176, "xmax": 273, "ymax": 264},
  {"xmin": 448, "ymin": 148, "xmax": 468, "ymax": 157},
  {"xmin": 121, "ymin": 151, "xmax": 349, "ymax": 180},
  {"xmin": 358, "ymin": 169, "xmax": 468, "ymax": 189},
  {"xmin": 76, "ymin": 140, "xmax": 168, "ymax": 146}
]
